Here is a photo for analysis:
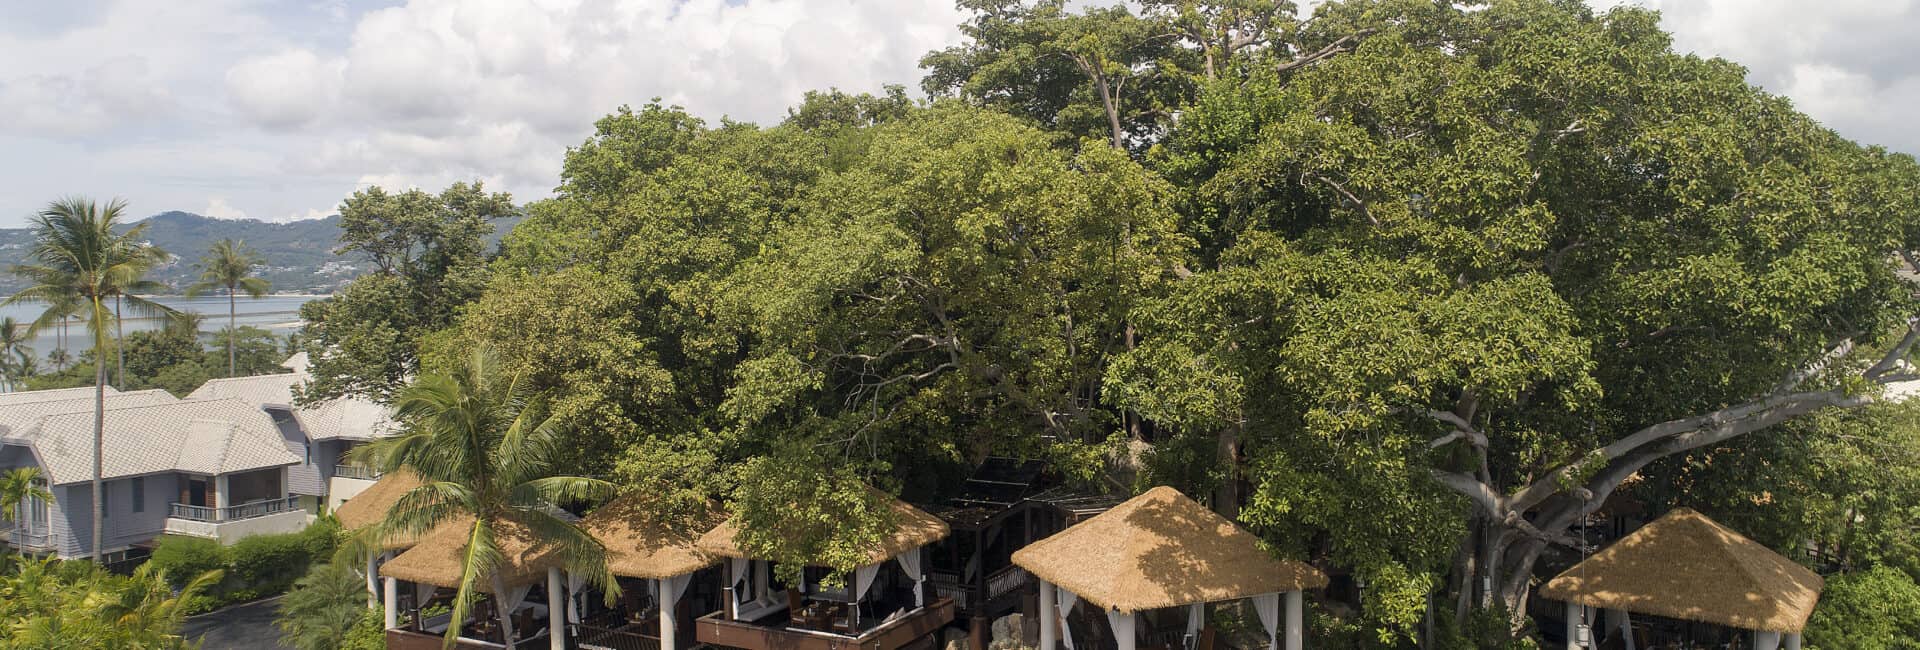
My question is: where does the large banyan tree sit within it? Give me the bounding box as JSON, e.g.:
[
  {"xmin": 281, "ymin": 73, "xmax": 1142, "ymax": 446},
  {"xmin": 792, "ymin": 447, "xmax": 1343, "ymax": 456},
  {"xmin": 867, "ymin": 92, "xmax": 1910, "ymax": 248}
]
[
  {"xmin": 1099, "ymin": 0, "xmax": 1920, "ymax": 635},
  {"xmin": 310, "ymin": 0, "xmax": 1920, "ymax": 643}
]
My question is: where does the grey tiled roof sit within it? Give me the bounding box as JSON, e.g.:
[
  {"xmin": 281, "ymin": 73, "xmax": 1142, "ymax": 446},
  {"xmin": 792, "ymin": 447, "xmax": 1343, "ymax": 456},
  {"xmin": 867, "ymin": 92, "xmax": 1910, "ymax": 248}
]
[
  {"xmin": 189, "ymin": 365, "xmax": 397, "ymax": 442},
  {"xmin": 0, "ymin": 389, "xmax": 180, "ymax": 433},
  {"xmin": 188, "ymin": 373, "xmax": 300, "ymax": 407},
  {"xmin": 0, "ymin": 385, "xmax": 120, "ymax": 406},
  {"xmin": 17, "ymin": 398, "xmax": 300, "ymax": 485}
]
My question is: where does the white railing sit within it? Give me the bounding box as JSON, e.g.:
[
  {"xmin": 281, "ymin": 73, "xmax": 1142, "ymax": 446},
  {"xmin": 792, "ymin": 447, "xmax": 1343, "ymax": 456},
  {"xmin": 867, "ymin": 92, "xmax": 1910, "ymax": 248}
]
[
  {"xmin": 168, "ymin": 496, "xmax": 301, "ymax": 523},
  {"xmin": 5, "ymin": 528, "xmax": 53, "ymax": 549},
  {"xmin": 334, "ymin": 464, "xmax": 381, "ymax": 480}
]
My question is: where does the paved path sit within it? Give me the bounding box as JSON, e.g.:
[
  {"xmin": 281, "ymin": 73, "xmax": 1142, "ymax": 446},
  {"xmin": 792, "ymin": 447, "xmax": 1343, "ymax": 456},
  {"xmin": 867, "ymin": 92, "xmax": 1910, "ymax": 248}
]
[{"xmin": 181, "ymin": 596, "xmax": 295, "ymax": 650}]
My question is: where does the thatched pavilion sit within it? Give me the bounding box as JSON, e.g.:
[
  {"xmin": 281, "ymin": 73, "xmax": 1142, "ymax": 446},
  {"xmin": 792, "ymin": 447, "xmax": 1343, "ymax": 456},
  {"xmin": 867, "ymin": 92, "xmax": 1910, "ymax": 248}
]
[
  {"xmin": 1011, "ymin": 486, "xmax": 1328, "ymax": 650},
  {"xmin": 573, "ymin": 495, "xmax": 724, "ymax": 650},
  {"xmin": 379, "ymin": 515, "xmax": 570, "ymax": 650},
  {"xmin": 693, "ymin": 488, "xmax": 956, "ymax": 650},
  {"xmin": 331, "ymin": 468, "xmax": 423, "ymax": 608},
  {"xmin": 1540, "ymin": 508, "xmax": 1824, "ymax": 650}
]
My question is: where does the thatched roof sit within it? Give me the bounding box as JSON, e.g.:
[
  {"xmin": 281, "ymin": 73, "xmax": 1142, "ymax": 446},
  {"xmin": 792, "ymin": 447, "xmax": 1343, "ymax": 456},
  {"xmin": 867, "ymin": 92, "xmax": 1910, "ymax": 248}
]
[
  {"xmin": 379, "ymin": 515, "xmax": 562, "ymax": 591},
  {"xmin": 695, "ymin": 487, "xmax": 950, "ymax": 565},
  {"xmin": 334, "ymin": 469, "xmax": 421, "ymax": 528},
  {"xmin": 580, "ymin": 496, "xmax": 722, "ymax": 579},
  {"xmin": 1011, "ymin": 486, "xmax": 1328, "ymax": 614},
  {"xmin": 333, "ymin": 469, "xmax": 428, "ymax": 550},
  {"xmin": 1540, "ymin": 508, "xmax": 1825, "ymax": 634}
]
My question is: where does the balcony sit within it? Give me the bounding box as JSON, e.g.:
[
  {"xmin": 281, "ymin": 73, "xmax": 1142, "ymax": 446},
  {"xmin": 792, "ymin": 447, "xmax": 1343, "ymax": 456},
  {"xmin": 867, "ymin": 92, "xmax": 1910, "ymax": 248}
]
[
  {"xmin": 166, "ymin": 496, "xmax": 311, "ymax": 542},
  {"xmin": 695, "ymin": 597, "xmax": 955, "ymax": 650},
  {"xmin": 4, "ymin": 528, "xmax": 54, "ymax": 552},
  {"xmin": 334, "ymin": 464, "xmax": 381, "ymax": 480}
]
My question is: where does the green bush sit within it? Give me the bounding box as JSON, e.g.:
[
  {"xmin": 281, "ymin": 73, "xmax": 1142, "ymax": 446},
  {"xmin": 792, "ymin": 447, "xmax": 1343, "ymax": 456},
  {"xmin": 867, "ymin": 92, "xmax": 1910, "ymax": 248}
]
[
  {"xmin": 147, "ymin": 535, "xmax": 228, "ymax": 590},
  {"xmin": 145, "ymin": 519, "xmax": 344, "ymax": 613},
  {"xmin": 340, "ymin": 608, "xmax": 386, "ymax": 650},
  {"xmin": 1805, "ymin": 565, "xmax": 1920, "ymax": 650}
]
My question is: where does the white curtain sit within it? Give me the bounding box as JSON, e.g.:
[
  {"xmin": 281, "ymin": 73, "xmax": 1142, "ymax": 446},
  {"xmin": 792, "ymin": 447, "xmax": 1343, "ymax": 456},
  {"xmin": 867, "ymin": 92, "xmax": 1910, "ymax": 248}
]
[
  {"xmin": 414, "ymin": 583, "xmax": 437, "ymax": 606},
  {"xmin": 566, "ymin": 572, "xmax": 586, "ymax": 624},
  {"xmin": 1106, "ymin": 610, "xmax": 1137, "ymax": 649},
  {"xmin": 503, "ymin": 583, "xmax": 535, "ymax": 614},
  {"xmin": 1252, "ymin": 593, "xmax": 1281, "ymax": 650},
  {"xmin": 1187, "ymin": 603, "xmax": 1205, "ymax": 640},
  {"xmin": 855, "ymin": 562, "xmax": 883, "ymax": 602},
  {"xmin": 895, "ymin": 551, "xmax": 926, "ymax": 607},
  {"xmin": 660, "ymin": 573, "xmax": 695, "ymax": 633},
  {"xmin": 1609, "ymin": 609, "xmax": 1635, "ymax": 650},
  {"xmin": 730, "ymin": 557, "xmax": 751, "ymax": 615},
  {"xmin": 1056, "ymin": 587, "xmax": 1080, "ymax": 650}
]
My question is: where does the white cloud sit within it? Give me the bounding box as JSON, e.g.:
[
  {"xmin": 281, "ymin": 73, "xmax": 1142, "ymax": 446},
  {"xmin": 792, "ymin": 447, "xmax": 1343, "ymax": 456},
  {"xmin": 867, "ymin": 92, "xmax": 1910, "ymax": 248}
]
[
  {"xmin": 3, "ymin": 0, "xmax": 1919, "ymax": 228},
  {"xmin": 202, "ymin": 197, "xmax": 248, "ymax": 220},
  {"xmin": 1600, "ymin": 0, "xmax": 1920, "ymax": 152}
]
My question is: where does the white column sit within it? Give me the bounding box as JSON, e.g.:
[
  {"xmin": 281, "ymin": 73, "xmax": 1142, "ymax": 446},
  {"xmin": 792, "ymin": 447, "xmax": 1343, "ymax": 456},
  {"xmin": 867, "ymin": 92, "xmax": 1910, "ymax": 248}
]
[
  {"xmin": 1755, "ymin": 630, "xmax": 1782, "ymax": 650},
  {"xmin": 383, "ymin": 577, "xmax": 399, "ymax": 629},
  {"xmin": 660, "ymin": 577, "xmax": 677, "ymax": 650},
  {"xmin": 1785, "ymin": 633, "xmax": 1802, "ymax": 650},
  {"xmin": 1564, "ymin": 601, "xmax": 1579, "ymax": 650},
  {"xmin": 1039, "ymin": 581, "xmax": 1057, "ymax": 650},
  {"xmin": 215, "ymin": 475, "xmax": 231, "ymax": 518},
  {"xmin": 366, "ymin": 553, "xmax": 379, "ymax": 608},
  {"xmin": 1284, "ymin": 591, "xmax": 1303, "ymax": 650},
  {"xmin": 548, "ymin": 568, "xmax": 565, "ymax": 650}
]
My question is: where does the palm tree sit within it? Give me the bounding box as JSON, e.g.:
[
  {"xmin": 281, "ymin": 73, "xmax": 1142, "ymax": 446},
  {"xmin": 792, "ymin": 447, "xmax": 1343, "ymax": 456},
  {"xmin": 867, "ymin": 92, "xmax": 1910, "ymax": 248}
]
[
  {"xmin": 164, "ymin": 311, "xmax": 206, "ymax": 339},
  {"xmin": 359, "ymin": 346, "xmax": 616, "ymax": 648},
  {"xmin": 1, "ymin": 197, "xmax": 174, "ymax": 561},
  {"xmin": 1, "ymin": 467, "xmax": 53, "ymax": 553},
  {"xmin": 0, "ymin": 317, "xmax": 32, "ymax": 391},
  {"xmin": 186, "ymin": 239, "xmax": 270, "ymax": 377},
  {"xmin": 276, "ymin": 562, "xmax": 369, "ymax": 650}
]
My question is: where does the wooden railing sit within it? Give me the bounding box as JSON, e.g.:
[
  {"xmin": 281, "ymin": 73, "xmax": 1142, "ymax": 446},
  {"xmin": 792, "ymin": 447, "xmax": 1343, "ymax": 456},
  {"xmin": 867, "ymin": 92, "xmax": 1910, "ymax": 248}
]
[
  {"xmin": 5, "ymin": 528, "xmax": 52, "ymax": 549},
  {"xmin": 928, "ymin": 565, "xmax": 1030, "ymax": 614},
  {"xmin": 695, "ymin": 597, "xmax": 956, "ymax": 650},
  {"xmin": 167, "ymin": 496, "xmax": 301, "ymax": 522}
]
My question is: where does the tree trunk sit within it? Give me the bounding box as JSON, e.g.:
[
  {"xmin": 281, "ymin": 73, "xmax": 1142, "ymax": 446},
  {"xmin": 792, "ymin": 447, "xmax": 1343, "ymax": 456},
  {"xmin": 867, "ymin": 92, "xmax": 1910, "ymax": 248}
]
[
  {"xmin": 228, "ymin": 290, "xmax": 237, "ymax": 377},
  {"xmin": 91, "ymin": 299, "xmax": 106, "ymax": 562},
  {"xmin": 1214, "ymin": 422, "xmax": 1240, "ymax": 519},
  {"xmin": 1096, "ymin": 73, "xmax": 1125, "ymax": 150},
  {"xmin": 114, "ymin": 296, "xmax": 123, "ymax": 389}
]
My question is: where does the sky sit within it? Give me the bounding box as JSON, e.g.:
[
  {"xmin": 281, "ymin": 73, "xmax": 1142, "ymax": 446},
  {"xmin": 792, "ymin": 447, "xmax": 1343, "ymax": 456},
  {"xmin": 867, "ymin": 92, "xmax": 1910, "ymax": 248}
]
[{"xmin": 0, "ymin": 0, "xmax": 1913, "ymax": 228}]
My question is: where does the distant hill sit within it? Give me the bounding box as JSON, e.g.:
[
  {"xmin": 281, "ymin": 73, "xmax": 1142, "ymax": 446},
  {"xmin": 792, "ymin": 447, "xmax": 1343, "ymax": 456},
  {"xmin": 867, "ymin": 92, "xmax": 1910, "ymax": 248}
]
[{"xmin": 0, "ymin": 211, "xmax": 522, "ymax": 294}]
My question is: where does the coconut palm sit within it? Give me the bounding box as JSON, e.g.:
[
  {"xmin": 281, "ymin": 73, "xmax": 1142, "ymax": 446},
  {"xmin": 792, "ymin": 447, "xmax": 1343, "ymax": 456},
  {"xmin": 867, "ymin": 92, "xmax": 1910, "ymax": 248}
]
[
  {"xmin": 185, "ymin": 239, "xmax": 270, "ymax": 377},
  {"xmin": 1, "ymin": 467, "xmax": 53, "ymax": 553},
  {"xmin": 358, "ymin": 346, "xmax": 616, "ymax": 648},
  {"xmin": 164, "ymin": 311, "xmax": 206, "ymax": 339},
  {"xmin": 275, "ymin": 562, "xmax": 368, "ymax": 650},
  {"xmin": 1, "ymin": 197, "xmax": 174, "ymax": 561},
  {"xmin": 0, "ymin": 316, "xmax": 31, "ymax": 391}
]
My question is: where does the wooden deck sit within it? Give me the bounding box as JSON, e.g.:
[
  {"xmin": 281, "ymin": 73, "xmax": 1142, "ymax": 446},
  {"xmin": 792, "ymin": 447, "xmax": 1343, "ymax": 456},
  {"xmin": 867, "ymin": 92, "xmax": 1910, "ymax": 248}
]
[{"xmin": 695, "ymin": 597, "xmax": 956, "ymax": 650}]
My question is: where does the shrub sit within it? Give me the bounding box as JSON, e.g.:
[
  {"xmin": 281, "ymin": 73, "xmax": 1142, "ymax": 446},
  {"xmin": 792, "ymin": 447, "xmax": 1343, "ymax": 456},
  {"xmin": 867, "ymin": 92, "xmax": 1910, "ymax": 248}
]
[
  {"xmin": 229, "ymin": 518, "xmax": 342, "ymax": 596},
  {"xmin": 340, "ymin": 608, "xmax": 386, "ymax": 650},
  {"xmin": 1805, "ymin": 565, "xmax": 1920, "ymax": 650},
  {"xmin": 147, "ymin": 535, "xmax": 227, "ymax": 590}
]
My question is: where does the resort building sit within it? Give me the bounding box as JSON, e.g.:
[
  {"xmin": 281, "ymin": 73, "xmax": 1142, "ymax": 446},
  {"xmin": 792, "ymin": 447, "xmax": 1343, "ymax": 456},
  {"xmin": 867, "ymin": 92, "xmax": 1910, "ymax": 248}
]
[
  {"xmin": 0, "ymin": 354, "xmax": 398, "ymax": 561},
  {"xmin": 0, "ymin": 387, "xmax": 310, "ymax": 560},
  {"xmin": 573, "ymin": 494, "xmax": 726, "ymax": 650},
  {"xmin": 187, "ymin": 352, "xmax": 398, "ymax": 510},
  {"xmin": 379, "ymin": 516, "xmax": 571, "ymax": 650}
]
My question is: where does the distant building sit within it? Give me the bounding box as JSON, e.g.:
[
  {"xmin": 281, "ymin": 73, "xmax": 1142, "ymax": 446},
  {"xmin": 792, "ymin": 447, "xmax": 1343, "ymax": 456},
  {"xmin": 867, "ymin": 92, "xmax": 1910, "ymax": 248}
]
[{"xmin": 0, "ymin": 354, "xmax": 396, "ymax": 561}]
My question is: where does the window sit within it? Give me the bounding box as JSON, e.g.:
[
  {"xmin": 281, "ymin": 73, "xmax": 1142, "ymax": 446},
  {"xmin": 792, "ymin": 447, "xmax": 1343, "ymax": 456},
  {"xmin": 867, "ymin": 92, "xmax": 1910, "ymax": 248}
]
[
  {"xmin": 131, "ymin": 477, "xmax": 144, "ymax": 513},
  {"xmin": 305, "ymin": 443, "xmax": 313, "ymax": 466}
]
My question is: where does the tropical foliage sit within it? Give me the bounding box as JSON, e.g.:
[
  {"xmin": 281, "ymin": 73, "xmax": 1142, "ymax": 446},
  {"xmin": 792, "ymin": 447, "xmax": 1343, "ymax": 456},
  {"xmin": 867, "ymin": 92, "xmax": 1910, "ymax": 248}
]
[
  {"xmin": 355, "ymin": 346, "xmax": 615, "ymax": 646},
  {"xmin": 2, "ymin": 197, "xmax": 175, "ymax": 560},
  {"xmin": 276, "ymin": 0, "xmax": 1920, "ymax": 645},
  {"xmin": 276, "ymin": 562, "xmax": 371, "ymax": 650},
  {"xmin": 186, "ymin": 239, "xmax": 272, "ymax": 377},
  {"xmin": 0, "ymin": 556, "xmax": 219, "ymax": 649}
]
